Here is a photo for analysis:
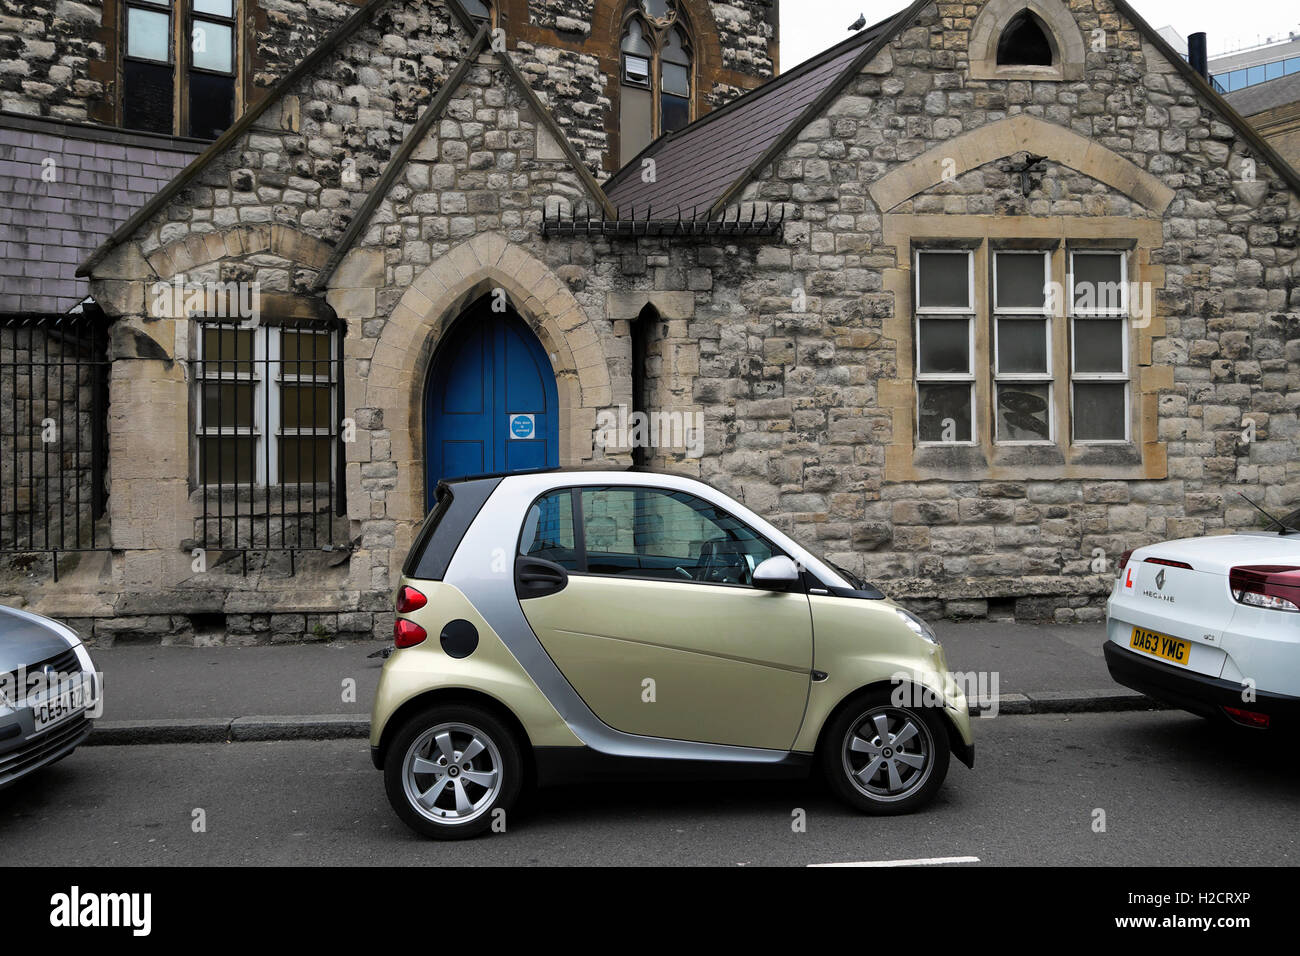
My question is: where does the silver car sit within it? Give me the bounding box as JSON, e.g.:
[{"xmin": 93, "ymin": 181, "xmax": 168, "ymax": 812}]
[{"xmin": 0, "ymin": 605, "xmax": 100, "ymax": 789}]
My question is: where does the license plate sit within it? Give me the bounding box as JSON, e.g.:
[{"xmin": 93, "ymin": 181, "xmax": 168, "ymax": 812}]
[
  {"xmin": 1130, "ymin": 626, "xmax": 1191, "ymax": 667},
  {"xmin": 29, "ymin": 674, "xmax": 90, "ymax": 733}
]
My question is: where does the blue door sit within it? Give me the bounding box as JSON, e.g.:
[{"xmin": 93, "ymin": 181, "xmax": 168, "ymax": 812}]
[{"xmin": 424, "ymin": 304, "xmax": 559, "ymax": 506}]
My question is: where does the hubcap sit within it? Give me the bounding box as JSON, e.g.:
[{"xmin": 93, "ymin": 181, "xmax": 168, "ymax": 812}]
[
  {"xmin": 842, "ymin": 707, "xmax": 934, "ymax": 802},
  {"xmin": 402, "ymin": 722, "xmax": 503, "ymax": 825}
]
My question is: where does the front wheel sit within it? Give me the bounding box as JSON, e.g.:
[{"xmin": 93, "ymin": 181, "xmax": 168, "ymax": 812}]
[
  {"xmin": 383, "ymin": 705, "xmax": 523, "ymax": 839},
  {"xmin": 822, "ymin": 693, "xmax": 950, "ymax": 815}
]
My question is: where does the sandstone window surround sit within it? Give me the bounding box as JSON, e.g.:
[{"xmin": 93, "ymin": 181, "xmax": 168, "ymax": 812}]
[
  {"xmin": 618, "ymin": 0, "xmax": 694, "ymax": 165},
  {"xmin": 968, "ymin": 0, "xmax": 1087, "ymax": 83},
  {"xmin": 121, "ymin": 0, "xmax": 239, "ymax": 139},
  {"xmin": 881, "ymin": 215, "xmax": 1170, "ymax": 484}
]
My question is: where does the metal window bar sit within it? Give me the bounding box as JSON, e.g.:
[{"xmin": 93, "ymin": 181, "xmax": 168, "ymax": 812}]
[
  {"xmin": 194, "ymin": 316, "xmax": 344, "ymax": 565},
  {"xmin": 0, "ymin": 314, "xmax": 110, "ymax": 578}
]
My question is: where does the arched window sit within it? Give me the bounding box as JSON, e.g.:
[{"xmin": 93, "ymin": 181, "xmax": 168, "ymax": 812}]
[
  {"xmin": 619, "ymin": 0, "xmax": 694, "ymax": 165},
  {"xmin": 461, "ymin": 0, "xmax": 492, "ymax": 26},
  {"xmin": 996, "ymin": 10, "xmax": 1054, "ymax": 67}
]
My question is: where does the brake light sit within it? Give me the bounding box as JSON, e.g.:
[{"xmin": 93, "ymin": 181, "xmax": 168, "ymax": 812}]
[
  {"xmin": 1222, "ymin": 706, "xmax": 1270, "ymax": 729},
  {"xmin": 396, "ymin": 586, "xmax": 427, "ymax": 613},
  {"xmin": 1144, "ymin": 557, "xmax": 1193, "ymax": 569},
  {"xmin": 1229, "ymin": 565, "xmax": 1300, "ymax": 613},
  {"xmin": 1117, "ymin": 550, "xmax": 1133, "ymax": 574},
  {"xmin": 394, "ymin": 619, "xmax": 428, "ymax": 648}
]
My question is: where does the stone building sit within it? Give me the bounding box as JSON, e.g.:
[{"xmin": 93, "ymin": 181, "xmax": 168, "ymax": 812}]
[{"xmin": 4, "ymin": 0, "xmax": 1300, "ymax": 644}]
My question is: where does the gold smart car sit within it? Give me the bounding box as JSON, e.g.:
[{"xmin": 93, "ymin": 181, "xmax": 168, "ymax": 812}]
[{"xmin": 371, "ymin": 469, "xmax": 973, "ymax": 838}]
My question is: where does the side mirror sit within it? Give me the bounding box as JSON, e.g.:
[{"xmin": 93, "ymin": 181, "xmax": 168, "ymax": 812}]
[{"xmin": 753, "ymin": 556, "xmax": 801, "ymax": 591}]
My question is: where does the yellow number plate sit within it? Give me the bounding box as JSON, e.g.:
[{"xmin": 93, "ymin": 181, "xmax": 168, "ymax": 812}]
[{"xmin": 1130, "ymin": 626, "xmax": 1191, "ymax": 667}]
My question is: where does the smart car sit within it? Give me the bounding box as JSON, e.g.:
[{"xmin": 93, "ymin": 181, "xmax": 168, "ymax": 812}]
[
  {"xmin": 0, "ymin": 605, "xmax": 100, "ymax": 789},
  {"xmin": 1105, "ymin": 505, "xmax": 1300, "ymax": 731},
  {"xmin": 371, "ymin": 469, "xmax": 973, "ymax": 839}
]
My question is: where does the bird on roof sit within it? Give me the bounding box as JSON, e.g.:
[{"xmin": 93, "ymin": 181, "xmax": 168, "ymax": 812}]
[{"xmin": 848, "ymin": 12, "xmax": 866, "ymax": 31}]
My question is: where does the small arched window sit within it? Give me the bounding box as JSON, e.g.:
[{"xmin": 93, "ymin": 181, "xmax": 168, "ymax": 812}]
[
  {"xmin": 461, "ymin": 0, "xmax": 493, "ymax": 27},
  {"xmin": 996, "ymin": 10, "xmax": 1054, "ymax": 67},
  {"xmin": 619, "ymin": 0, "xmax": 694, "ymax": 165}
]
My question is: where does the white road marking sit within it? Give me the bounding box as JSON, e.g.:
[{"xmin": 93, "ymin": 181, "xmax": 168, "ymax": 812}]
[{"xmin": 808, "ymin": 856, "xmax": 981, "ymax": 867}]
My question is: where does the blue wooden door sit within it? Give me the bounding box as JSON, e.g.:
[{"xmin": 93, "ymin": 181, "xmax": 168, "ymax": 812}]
[{"xmin": 424, "ymin": 307, "xmax": 558, "ymax": 506}]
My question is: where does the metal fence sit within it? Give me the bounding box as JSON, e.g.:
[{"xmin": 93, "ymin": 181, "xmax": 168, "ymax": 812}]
[
  {"xmin": 193, "ymin": 316, "xmax": 346, "ymax": 565},
  {"xmin": 0, "ymin": 314, "xmax": 110, "ymax": 574}
]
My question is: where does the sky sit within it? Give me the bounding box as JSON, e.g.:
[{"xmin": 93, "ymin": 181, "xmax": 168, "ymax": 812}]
[{"xmin": 780, "ymin": 1, "xmax": 1300, "ymax": 69}]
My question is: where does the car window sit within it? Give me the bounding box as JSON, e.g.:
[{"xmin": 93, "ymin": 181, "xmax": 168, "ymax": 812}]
[
  {"xmin": 579, "ymin": 486, "xmax": 775, "ymax": 586},
  {"xmin": 519, "ymin": 489, "xmax": 580, "ymax": 570}
]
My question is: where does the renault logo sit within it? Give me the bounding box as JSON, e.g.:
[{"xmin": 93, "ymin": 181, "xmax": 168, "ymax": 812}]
[{"xmin": 1155, "ymin": 568, "xmax": 1166, "ymax": 590}]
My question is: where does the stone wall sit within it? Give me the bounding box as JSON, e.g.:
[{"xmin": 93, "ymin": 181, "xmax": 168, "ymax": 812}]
[{"xmin": 0, "ymin": 0, "xmax": 107, "ymax": 119}]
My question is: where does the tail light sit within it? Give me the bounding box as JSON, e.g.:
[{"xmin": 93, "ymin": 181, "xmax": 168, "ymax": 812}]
[
  {"xmin": 396, "ymin": 586, "xmax": 427, "ymax": 613},
  {"xmin": 1145, "ymin": 557, "xmax": 1193, "ymax": 569},
  {"xmin": 1222, "ymin": 706, "xmax": 1270, "ymax": 729},
  {"xmin": 394, "ymin": 619, "xmax": 428, "ymax": 648},
  {"xmin": 1229, "ymin": 565, "xmax": 1300, "ymax": 613},
  {"xmin": 1116, "ymin": 550, "xmax": 1133, "ymax": 575}
]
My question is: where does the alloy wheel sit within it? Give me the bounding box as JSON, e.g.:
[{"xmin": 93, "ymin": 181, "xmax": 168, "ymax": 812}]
[
  {"xmin": 841, "ymin": 706, "xmax": 935, "ymax": 802},
  {"xmin": 402, "ymin": 722, "xmax": 504, "ymax": 825}
]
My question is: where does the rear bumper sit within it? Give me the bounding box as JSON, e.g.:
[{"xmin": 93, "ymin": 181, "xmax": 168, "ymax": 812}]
[{"xmin": 1104, "ymin": 641, "xmax": 1300, "ymax": 729}]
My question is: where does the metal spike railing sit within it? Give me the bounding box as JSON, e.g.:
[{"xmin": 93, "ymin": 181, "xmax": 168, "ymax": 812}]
[{"xmin": 539, "ymin": 201, "xmax": 785, "ymax": 238}]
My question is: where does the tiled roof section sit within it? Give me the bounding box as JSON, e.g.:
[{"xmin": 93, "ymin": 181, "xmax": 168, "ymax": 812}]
[
  {"xmin": 603, "ymin": 21, "xmax": 893, "ymax": 217},
  {"xmin": 0, "ymin": 118, "xmax": 205, "ymax": 314},
  {"xmin": 1224, "ymin": 71, "xmax": 1300, "ymax": 118}
]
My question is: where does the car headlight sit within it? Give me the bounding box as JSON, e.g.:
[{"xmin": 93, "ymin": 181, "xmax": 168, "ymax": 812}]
[{"xmin": 893, "ymin": 607, "xmax": 939, "ymax": 644}]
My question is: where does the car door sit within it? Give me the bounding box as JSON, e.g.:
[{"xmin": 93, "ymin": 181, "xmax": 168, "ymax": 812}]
[{"xmin": 515, "ymin": 484, "xmax": 813, "ymax": 751}]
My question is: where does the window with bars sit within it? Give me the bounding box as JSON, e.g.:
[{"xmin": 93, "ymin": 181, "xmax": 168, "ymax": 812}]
[
  {"xmin": 123, "ymin": 0, "xmax": 237, "ymax": 139},
  {"xmin": 912, "ymin": 243, "xmax": 1134, "ymax": 449}
]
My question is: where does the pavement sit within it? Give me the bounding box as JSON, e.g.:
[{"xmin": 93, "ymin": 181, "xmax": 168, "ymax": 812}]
[{"xmin": 79, "ymin": 620, "xmax": 1162, "ymax": 745}]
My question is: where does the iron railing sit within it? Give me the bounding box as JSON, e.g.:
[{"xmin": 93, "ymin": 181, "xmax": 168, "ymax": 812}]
[
  {"xmin": 192, "ymin": 316, "xmax": 347, "ymax": 569},
  {"xmin": 0, "ymin": 314, "xmax": 110, "ymax": 575}
]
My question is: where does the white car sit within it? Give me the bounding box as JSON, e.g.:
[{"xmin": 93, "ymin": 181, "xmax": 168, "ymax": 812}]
[{"xmin": 1105, "ymin": 511, "xmax": 1300, "ymax": 730}]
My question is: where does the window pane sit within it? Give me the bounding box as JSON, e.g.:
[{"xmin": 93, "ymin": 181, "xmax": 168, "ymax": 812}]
[
  {"xmin": 662, "ymin": 61, "xmax": 689, "ymax": 96},
  {"xmin": 191, "ymin": 21, "xmax": 233, "ymax": 72},
  {"xmin": 642, "ymin": 0, "xmax": 671, "ymax": 19},
  {"xmin": 916, "ymin": 252, "xmax": 970, "ymax": 309},
  {"xmin": 282, "ymin": 331, "xmax": 332, "ymax": 377},
  {"xmin": 917, "ymin": 318, "xmax": 970, "ymax": 374},
  {"xmin": 189, "ymin": 71, "xmax": 235, "ymax": 139},
  {"xmin": 997, "ymin": 318, "xmax": 1047, "ymax": 374},
  {"xmin": 201, "ymin": 325, "xmax": 254, "ymax": 361},
  {"xmin": 519, "ymin": 490, "xmax": 578, "ymax": 569},
  {"xmin": 281, "ymin": 385, "xmax": 331, "ymax": 429},
  {"xmin": 193, "ymin": 0, "xmax": 232, "ymax": 15},
  {"xmin": 202, "ymin": 382, "xmax": 255, "ymax": 428},
  {"xmin": 663, "ymin": 27, "xmax": 690, "ymax": 65},
  {"xmin": 1073, "ymin": 383, "xmax": 1126, "ymax": 441},
  {"xmin": 621, "ymin": 19, "xmax": 653, "ymax": 56},
  {"xmin": 127, "ymin": 8, "xmax": 171, "ymax": 62},
  {"xmin": 200, "ymin": 437, "xmax": 256, "ymax": 484},
  {"xmin": 460, "ymin": 0, "xmax": 490, "ymax": 19},
  {"xmin": 279, "ymin": 437, "xmax": 331, "ymax": 484},
  {"xmin": 661, "ymin": 92, "xmax": 689, "ymax": 132},
  {"xmin": 1072, "ymin": 253, "xmax": 1124, "ymax": 312},
  {"xmin": 995, "ymin": 253, "xmax": 1046, "ymax": 310},
  {"xmin": 123, "ymin": 60, "xmax": 174, "ymax": 133},
  {"xmin": 1073, "ymin": 319, "xmax": 1124, "ymax": 373},
  {"xmin": 580, "ymin": 487, "xmax": 773, "ymax": 584},
  {"xmin": 996, "ymin": 383, "xmax": 1051, "ymax": 441},
  {"xmin": 620, "ymin": 85, "xmax": 652, "ymax": 165},
  {"xmin": 917, "ymin": 383, "xmax": 972, "ymax": 442}
]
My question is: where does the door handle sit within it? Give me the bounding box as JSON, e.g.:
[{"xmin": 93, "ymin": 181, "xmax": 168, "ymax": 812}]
[{"xmin": 515, "ymin": 555, "xmax": 569, "ymax": 599}]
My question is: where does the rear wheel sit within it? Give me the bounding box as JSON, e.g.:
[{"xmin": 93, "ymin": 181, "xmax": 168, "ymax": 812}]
[
  {"xmin": 383, "ymin": 705, "xmax": 523, "ymax": 839},
  {"xmin": 822, "ymin": 692, "xmax": 950, "ymax": 815}
]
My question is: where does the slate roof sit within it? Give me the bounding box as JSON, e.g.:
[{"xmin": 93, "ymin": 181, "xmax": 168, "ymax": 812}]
[
  {"xmin": 602, "ymin": 13, "xmax": 902, "ymax": 217},
  {"xmin": 1224, "ymin": 71, "xmax": 1300, "ymax": 118},
  {"xmin": 0, "ymin": 114, "xmax": 205, "ymax": 315}
]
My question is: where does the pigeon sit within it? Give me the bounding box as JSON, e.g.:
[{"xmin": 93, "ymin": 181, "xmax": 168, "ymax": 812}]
[{"xmin": 848, "ymin": 12, "xmax": 866, "ymax": 31}]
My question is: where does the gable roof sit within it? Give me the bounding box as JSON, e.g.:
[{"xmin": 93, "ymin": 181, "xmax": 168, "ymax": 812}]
[
  {"xmin": 78, "ymin": 0, "xmax": 613, "ymax": 280},
  {"xmin": 605, "ymin": 0, "xmax": 1300, "ymax": 218},
  {"xmin": 1, "ymin": 114, "xmax": 205, "ymax": 314},
  {"xmin": 602, "ymin": 5, "xmax": 918, "ymax": 218}
]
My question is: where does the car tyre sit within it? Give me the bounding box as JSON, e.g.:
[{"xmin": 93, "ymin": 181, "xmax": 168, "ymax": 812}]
[
  {"xmin": 822, "ymin": 691, "xmax": 950, "ymax": 816},
  {"xmin": 384, "ymin": 704, "xmax": 523, "ymax": 839}
]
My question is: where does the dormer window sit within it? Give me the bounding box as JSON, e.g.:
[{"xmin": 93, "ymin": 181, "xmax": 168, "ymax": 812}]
[{"xmin": 997, "ymin": 10, "xmax": 1054, "ymax": 67}]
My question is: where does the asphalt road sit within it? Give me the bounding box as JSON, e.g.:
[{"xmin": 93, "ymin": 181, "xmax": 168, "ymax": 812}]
[{"xmin": 2, "ymin": 709, "xmax": 1295, "ymax": 866}]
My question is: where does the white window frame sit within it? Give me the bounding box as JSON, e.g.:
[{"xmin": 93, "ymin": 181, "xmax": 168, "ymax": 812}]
[
  {"xmin": 194, "ymin": 324, "xmax": 336, "ymax": 486},
  {"xmin": 992, "ymin": 250, "xmax": 1054, "ymax": 445},
  {"xmin": 914, "ymin": 249, "xmax": 977, "ymax": 446},
  {"xmin": 1068, "ymin": 249, "xmax": 1130, "ymax": 444}
]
